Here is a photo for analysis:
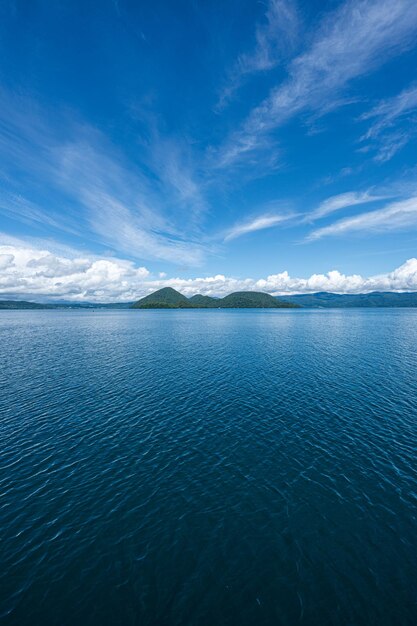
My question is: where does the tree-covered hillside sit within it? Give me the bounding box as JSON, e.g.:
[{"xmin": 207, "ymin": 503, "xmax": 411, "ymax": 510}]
[
  {"xmin": 132, "ymin": 288, "xmax": 297, "ymax": 308},
  {"xmin": 131, "ymin": 287, "xmax": 194, "ymax": 308},
  {"xmin": 219, "ymin": 291, "xmax": 297, "ymax": 308},
  {"xmin": 188, "ymin": 294, "xmax": 218, "ymax": 307}
]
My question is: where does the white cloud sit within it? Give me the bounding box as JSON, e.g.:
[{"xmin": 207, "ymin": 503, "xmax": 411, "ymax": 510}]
[
  {"xmin": 218, "ymin": 0, "xmax": 299, "ymax": 107},
  {"xmin": 0, "ymin": 243, "xmax": 149, "ymax": 302},
  {"xmin": 308, "ymin": 196, "xmax": 417, "ymax": 240},
  {"xmin": 2, "ymin": 240, "xmax": 417, "ymax": 300},
  {"xmin": 309, "ymin": 191, "xmax": 388, "ymax": 220},
  {"xmin": 224, "ymin": 213, "xmax": 294, "ymax": 241},
  {"xmin": 0, "ymin": 190, "xmax": 81, "ymax": 236},
  {"xmin": 219, "ymin": 0, "xmax": 417, "ymax": 165},
  {"xmin": 0, "ymin": 91, "xmax": 207, "ymax": 266},
  {"xmin": 0, "ymin": 253, "xmax": 14, "ymax": 270},
  {"xmin": 360, "ymin": 83, "xmax": 417, "ymax": 160},
  {"xmin": 362, "ymin": 83, "xmax": 417, "ymax": 136},
  {"xmin": 50, "ymin": 134, "xmax": 207, "ymax": 266},
  {"xmin": 253, "ymin": 258, "xmax": 417, "ymax": 294},
  {"xmin": 144, "ymin": 134, "xmax": 208, "ymax": 221},
  {"xmin": 372, "ymin": 132, "xmax": 411, "ymax": 163}
]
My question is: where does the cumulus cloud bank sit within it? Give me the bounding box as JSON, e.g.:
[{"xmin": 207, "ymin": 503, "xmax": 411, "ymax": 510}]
[
  {"xmin": 0, "ymin": 244, "xmax": 149, "ymax": 302},
  {"xmin": 1, "ymin": 242, "xmax": 417, "ymax": 301}
]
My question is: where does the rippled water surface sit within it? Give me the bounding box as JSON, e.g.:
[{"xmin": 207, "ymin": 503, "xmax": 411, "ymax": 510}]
[{"xmin": 1, "ymin": 309, "xmax": 417, "ymax": 625}]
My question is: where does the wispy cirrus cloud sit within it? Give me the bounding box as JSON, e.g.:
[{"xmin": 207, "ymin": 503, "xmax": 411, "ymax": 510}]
[
  {"xmin": 0, "ymin": 91, "xmax": 208, "ymax": 266},
  {"xmin": 307, "ymin": 196, "xmax": 417, "ymax": 240},
  {"xmin": 142, "ymin": 133, "xmax": 208, "ymax": 224},
  {"xmin": 0, "ymin": 190, "xmax": 81, "ymax": 235},
  {"xmin": 223, "ymin": 212, "xmax": 294, "ymax": 241},
  {"xmin": 360, "ymin": 83, "xmax": 417, "ymax": 161},
  {"xmin": 224, "ymin": 189, "xmax": 394, "ymax": 242},
  {"xmin": 218, "ymin": 0, "xmax": 417, "ymax": 166},
  {"xmin": 218, "ymin": 0, "xmax": 299, "ymax": 108},
  {"xmin": 309, "ymin": 191, "xmax": 389, "ymax": 220},
  {"xmin": 54, "ymin": 136, "xmax": 206, "ymax": 265}
]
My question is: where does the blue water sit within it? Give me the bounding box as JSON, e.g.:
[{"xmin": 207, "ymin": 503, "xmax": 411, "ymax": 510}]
[{"xmin": 1, "ymin": 309, "xmax": 417, "ymax": 625}]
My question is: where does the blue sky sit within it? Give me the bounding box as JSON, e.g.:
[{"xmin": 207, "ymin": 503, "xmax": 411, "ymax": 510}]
[{"xmin": 1, "ymin": 0, "xmax": 417, "ymax": 300}]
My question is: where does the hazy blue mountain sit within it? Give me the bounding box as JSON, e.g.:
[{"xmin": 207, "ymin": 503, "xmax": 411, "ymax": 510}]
[
  {"xmin": 280, "ymin": 292, "xmax": 417, "ymax": 307},
  {"xmin": 0, "ymin": 300, "xmax": 133, "ymax": 309},
  {"xmin": 0, "ymin": 300, "xmax": 52, "ymax": 309}
]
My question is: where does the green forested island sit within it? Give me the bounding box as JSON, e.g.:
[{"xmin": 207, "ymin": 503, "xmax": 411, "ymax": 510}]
[{"xmin": 131, "ymin": 287, "xmax": 297, "ymax": 308}]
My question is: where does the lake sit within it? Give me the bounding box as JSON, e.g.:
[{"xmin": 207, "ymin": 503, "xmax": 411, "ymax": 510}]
[{"xmin": 1, "ymin": 309, "xmax": 417, "ymax": 625}]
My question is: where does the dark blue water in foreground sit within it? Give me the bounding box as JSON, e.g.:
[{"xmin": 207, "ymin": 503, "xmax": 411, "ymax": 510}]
[{"xmin": 1, "ymin": 309, "xmax": 417, "ymax": 626}]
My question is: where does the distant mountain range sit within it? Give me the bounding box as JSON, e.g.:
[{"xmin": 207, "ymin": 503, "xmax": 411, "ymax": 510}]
[
  {"xmin": 2, "ymin": 290, "xmax": 417, "ymax": 309},
  {"xmin": 0, "ymin": 300, "xmax": 133, "ymax": 310},
  {"xmin": 0, "ymin": 300, "xmax": 53, "ymax": 309},
  {"xmin": 131, "ymin": 287, "xmax": 297, "ymax": 308},
  {"xmin": 281, "ymin": 291, "xmax": 417, "ymax": 308}
]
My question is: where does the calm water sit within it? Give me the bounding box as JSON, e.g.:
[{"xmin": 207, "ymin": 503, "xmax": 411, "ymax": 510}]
[{"xmin": 1, "ymin": 309, "xmax": 417, "ymax": 626}]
